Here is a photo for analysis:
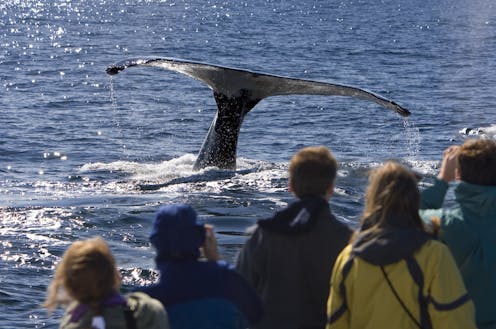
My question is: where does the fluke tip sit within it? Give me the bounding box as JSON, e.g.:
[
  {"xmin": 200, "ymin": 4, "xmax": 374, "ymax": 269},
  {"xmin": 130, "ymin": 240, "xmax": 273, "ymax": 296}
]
[{"xmin": 106, "ymin": 65, "xmax": 123, "ymax": 75}]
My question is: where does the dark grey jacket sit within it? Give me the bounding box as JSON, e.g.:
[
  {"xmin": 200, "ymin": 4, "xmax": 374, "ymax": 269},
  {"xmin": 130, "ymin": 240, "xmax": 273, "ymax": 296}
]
[{"xmin": 236, "ymin": 197, "xmax": 352, "ymax": 329}]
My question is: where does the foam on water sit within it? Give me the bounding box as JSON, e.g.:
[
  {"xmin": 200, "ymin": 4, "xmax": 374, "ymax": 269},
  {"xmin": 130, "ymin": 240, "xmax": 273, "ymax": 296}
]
[{"xmin": 80, "ymin": 153, "xmax": 198, "ymax": 181}]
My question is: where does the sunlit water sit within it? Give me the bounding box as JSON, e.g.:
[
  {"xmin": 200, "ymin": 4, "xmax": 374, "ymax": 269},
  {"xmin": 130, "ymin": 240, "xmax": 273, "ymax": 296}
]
[{"xmin": 1, "ymin": 0, "xmax": 495, "ymax": 327}]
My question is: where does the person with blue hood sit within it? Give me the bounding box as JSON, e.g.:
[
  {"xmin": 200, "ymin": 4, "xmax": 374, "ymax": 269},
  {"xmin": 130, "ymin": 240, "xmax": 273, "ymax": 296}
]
[
  {"xmin": 326, "ymin": 161, "xmax": 476, "ymax": 329},
  {"xmin": 420, "ymin": 139, "xmax": 496, "ymax": 329},
  {"xmin": 236, "ymin": 146, "xmax": 352, "ymax": 329},
  {"xmin": 136, "ymin": 204, "xmax": 263, "ymax": 329}
]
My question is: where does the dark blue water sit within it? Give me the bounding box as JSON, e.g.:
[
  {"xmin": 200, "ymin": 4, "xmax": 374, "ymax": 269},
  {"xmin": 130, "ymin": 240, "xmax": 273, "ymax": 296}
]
[{"xmin": 1, "ymin": 0, "xmax": 495, "ymax": 327}]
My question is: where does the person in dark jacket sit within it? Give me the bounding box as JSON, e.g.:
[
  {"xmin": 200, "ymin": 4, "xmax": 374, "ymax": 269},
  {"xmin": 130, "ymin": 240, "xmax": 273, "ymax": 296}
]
[
  {"xmin": 236, "ymin": 146, "xmax": 352, "ymax": 329},
  {"xmin": 136, "ymin": 204, "xmax": 263, "ymax": 329}
]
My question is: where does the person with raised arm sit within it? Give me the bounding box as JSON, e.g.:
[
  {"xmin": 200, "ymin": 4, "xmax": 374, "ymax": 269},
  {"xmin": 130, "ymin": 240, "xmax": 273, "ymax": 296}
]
[
  {"xmin": 420, "ymin": 139, "xmax": 496, "ymax": 329},
  {"xmin": 136, "ymin": 204, "xmax": 263, "ymax": 329}
]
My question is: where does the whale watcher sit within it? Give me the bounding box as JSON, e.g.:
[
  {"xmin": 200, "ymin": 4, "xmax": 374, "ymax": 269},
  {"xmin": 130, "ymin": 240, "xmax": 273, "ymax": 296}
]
[
  {"xmin": 43, "ymin": 237, "xmax": 169, "ymax": 329},
  {"xmin": 135, "ymin": 204, "xmax": 263, "ymax": 329},
  {"xmin": 236, "ymin": 146, "xmax": 352, "ymax": 329},
  {"xmin": 327, "ymin": 161, "xmax": 476, "ymax": 329},
  {"xmin": 420, "ymin": 139, "xmax": 496, "ymax": 329}
]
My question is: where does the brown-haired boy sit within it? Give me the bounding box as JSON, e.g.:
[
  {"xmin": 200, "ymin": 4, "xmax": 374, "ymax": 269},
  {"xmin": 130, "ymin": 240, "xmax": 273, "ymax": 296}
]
[
  {"xmin": 420, "ymin": 139, "xmax": 496, "ymax": 329},
  {"xmin": 236, "ymin": 146, "xmax": 352, "ymax": 329}
]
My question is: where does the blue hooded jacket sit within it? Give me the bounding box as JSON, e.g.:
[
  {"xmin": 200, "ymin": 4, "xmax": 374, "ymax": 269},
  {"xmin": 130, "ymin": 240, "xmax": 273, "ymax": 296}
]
[{"xmin": 137, "ymin": 204, "xmax": 263, "ymax": 329}]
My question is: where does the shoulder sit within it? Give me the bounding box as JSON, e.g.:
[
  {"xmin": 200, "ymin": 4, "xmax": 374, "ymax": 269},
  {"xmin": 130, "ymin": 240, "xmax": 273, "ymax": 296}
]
[
  {"xmin": 242, "ymin": 224, "xmax": 265, "ymax": 242},
  {"xmin": 195, "ymin": 260, "xmax": 250, "ymax": 286},
  {"xmin": 340, "ymin": 244, "xmax": 353, "ymax": 259},
  {"xmin": 418, "ymin": 239, "xmax": 450, "ymax": 256},
  {"xmin": 202, "ymin": 259, "xmax": 238, "ymax": 274},
  {"xmin": 322, "ymin": 209, "xmax": 353, "ymax": 231},
  {"xmin": 59, "ymin": 302, "xmax": 89, "ymax": 329},
  {"xmin": 415, "ymin": 240, "xmax": 458, "ymax": 270},
  {"xmin": 334, "ymin": 244, "xmax": 354, "ymax": 268},
  {"xmin": 127, "ymin": 291, "xmax": 163, "ymax": 308},
  {"xmin": 241, "ymin": 224, "xmax": 268, "ymax": 252},
  {"xmin": 211, "ymin": 260, "xmax": 252, "ymax": 284},
  {"xmin": 319, "ymin": 213, "xmax": 353, "ymax": 246},
  {"xmin": 438, "ymin": 210, "xmax": 479, "ymax": 245},
  {"xmin": 126, "ymin": 292, "xmax": 169, "ymax": 329}
]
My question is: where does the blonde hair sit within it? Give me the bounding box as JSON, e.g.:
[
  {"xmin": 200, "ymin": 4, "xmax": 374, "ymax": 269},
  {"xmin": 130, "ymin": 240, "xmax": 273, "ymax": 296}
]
[
  {"xmin": 289, "ymin": 146, "xmax": 338, "ymax": 198},
  {"xmin": 458, "ymin": 139, "xmax": 496, "ymax": 185},
  {"xmin": 44, "ymin": 237, "xmax": 121, "ymax": 313},
  {"xmin": 356, "ymin": 161, "xmax": 425, "ymax": 239}
]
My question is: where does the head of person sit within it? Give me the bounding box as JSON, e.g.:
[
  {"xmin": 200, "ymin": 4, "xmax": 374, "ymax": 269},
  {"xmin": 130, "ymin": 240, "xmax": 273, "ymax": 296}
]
[
  {"xmin": 44, "ymin": 237, "xmax": 120, "ymax": 312},
  {"xmin": 358, "ymin": 161, "xmax": 425, "ymax": 235},
  {"xmin": 288, "ymin": 146, "xmax": 338, "ymax": 199},
  {"xmin": 457, "ymin": 139, "xmax": 496, "ymax": 185},
  {"xmin": 150, "ymin": 204, "xmax": 206, "ymax": 262}
]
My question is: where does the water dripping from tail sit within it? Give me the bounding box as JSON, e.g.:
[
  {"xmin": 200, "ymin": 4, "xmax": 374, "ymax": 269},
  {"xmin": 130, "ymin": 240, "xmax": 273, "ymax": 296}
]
[
  {"xmin": 107, "ymin": 76, "xmax": 131, "ymax": 158},
  {"xmin": 403, "ymin": 117, "xmax": 421, "ymax": 159}
]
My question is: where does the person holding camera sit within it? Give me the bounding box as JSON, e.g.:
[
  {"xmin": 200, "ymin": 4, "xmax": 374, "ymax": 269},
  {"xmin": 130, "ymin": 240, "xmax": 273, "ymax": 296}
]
[{"xmin": 136, "ymin": 204, "xmax": 263, "ymax": 329}]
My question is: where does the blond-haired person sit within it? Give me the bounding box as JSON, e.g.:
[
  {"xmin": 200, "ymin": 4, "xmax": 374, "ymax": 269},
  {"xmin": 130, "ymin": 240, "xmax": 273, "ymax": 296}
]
[
  {"xmin": 237, "ymin": 146, "xmax": 352, "ymax": 329},
  {"xmin": 44, "ymin": 237, "xmax": 169, "ymax": 329},
  {"xmin": 327, "ymin": 162, "xmax": 476, "ymax": 329}
]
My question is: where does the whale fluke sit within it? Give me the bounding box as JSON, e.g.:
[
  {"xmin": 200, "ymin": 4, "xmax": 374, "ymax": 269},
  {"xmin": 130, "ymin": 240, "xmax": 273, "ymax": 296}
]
[{"xmin": 107, "ymin": 57, "xmax": 411, "ymax": 170}]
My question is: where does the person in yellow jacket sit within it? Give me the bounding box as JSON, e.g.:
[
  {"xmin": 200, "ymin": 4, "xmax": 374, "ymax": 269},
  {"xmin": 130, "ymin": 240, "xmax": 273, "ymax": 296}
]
[{"xmin": 326, "ymin": 161, "xmax": 477, "ymax": 329}]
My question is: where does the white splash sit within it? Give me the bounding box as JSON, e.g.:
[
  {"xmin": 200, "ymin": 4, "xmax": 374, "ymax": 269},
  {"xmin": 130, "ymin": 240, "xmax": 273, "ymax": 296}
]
[
  {"xmin": 80, "ymin": 153, "xmax": 198, "ymax": 182},
  {"xmin": 459, "ymin": 124, "xmax": 496, "ymax": 140}
]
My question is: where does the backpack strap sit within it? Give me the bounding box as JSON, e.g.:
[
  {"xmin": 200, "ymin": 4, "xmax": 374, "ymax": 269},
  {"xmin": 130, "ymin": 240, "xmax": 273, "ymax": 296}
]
[
  {"xmin": 327, "ymin": 254, "xmax": 355, "ymax": 324},
  {"xmin": 381, "ymin": 256, "xmax": 432, "ymax": 329},
  {"xmin": 405, "ymin": 255, "xmax": 432, "ymax": 329},
  {"xmin": 381, "ymin": 266, "xmax": 422, "ymax": 329}
]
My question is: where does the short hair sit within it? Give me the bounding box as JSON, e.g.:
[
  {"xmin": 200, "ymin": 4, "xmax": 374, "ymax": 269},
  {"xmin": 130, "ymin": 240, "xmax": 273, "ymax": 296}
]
[
  {"xmin": 458, "ymin": 139, "xmax": 496, "ymax": 186},
  {"xmin": 288, "ymin": 146, "xmax": 338, "ymax": 198},
  {"xmin": 43, "ymin": 237, "xmax": 120, "ymax": 312}
]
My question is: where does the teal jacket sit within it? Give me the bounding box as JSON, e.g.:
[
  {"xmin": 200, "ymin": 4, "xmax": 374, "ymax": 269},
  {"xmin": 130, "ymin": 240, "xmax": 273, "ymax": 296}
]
[{"xmin": 420, "ymin": 178, "xmax": 496, "ymax": 329}]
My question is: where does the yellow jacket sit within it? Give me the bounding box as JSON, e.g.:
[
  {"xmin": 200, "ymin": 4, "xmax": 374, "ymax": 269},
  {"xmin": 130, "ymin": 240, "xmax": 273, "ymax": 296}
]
[{"xmin": 327, "ymin": 231, "xmax": 477, "ymax": 329}]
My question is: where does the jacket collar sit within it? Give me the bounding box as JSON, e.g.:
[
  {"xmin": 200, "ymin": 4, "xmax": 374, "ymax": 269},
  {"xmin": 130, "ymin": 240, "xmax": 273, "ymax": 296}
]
[
  {"xmin": 257, "ymin": 196, "xmax": 329, "ymax": 234},
  {"xmin": 70, "ymin": 293, "xmax": 126, "ymax": 323},
  {"xmin": 352, "ymin": 227, "xmax": 430, "ymax": 266}
]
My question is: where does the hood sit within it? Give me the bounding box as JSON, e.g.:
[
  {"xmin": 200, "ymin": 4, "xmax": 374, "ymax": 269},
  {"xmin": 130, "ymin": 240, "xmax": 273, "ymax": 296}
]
[
  {"xmin": 150, "ymin": 204, "xmax": 206, "ymax": 262},
  {"xmin": 352, "ymin": 227, "xmax": 430, "ymax": 266},
  {"xmin": 455, "ymin": 182, "xmax": 496, "ymax": 217},
  {"xmin": 257, "ymin": 196, "xmax": 329, "ymax": 234}
]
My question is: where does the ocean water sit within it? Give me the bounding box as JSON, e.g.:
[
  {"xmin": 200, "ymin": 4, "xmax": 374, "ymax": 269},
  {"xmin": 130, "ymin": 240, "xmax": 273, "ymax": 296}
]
[{"xmin": 1, "ymin": 0, "xmax": 495, "ymax": 327}]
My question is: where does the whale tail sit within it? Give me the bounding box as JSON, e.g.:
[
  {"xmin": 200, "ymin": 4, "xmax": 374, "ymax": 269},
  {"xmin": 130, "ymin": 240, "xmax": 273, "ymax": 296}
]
[{"xmin": 107, "ymin": 57, "xmax": 411, "ymax": 169}]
